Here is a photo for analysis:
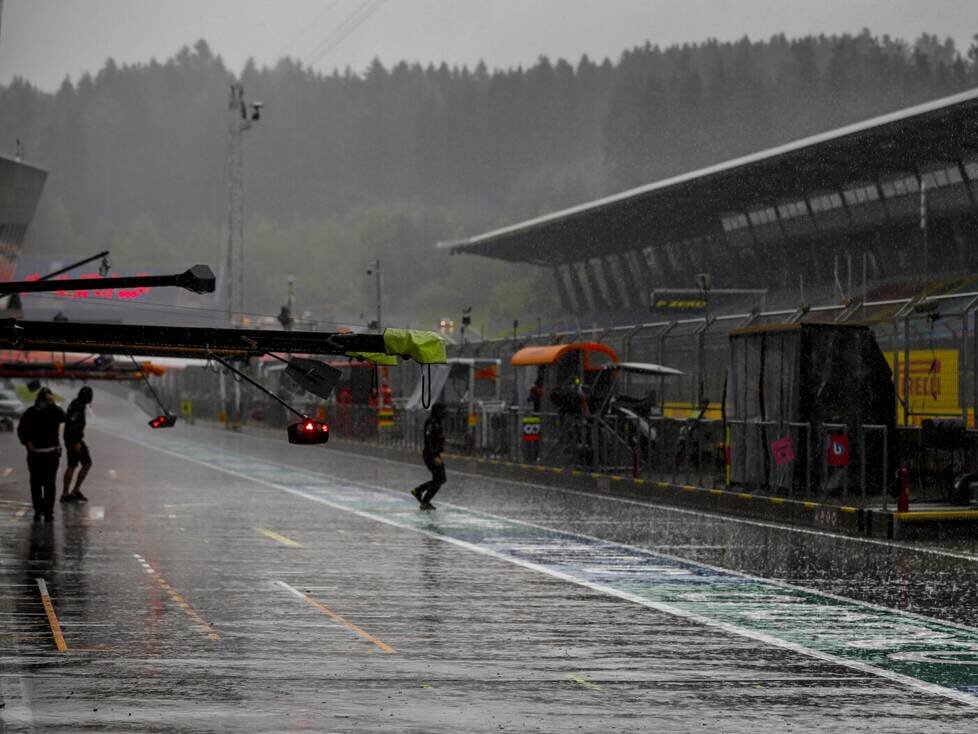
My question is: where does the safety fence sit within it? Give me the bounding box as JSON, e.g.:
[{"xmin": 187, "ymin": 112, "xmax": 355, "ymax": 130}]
[
  {"xmin": 144, "ymin": 285, "xmax": 978, "ymax": 508},
  {"xmin": 448, "ymin": 288, "xmax": 978, "ymax": 428},
  {"xmin": 146, "ymin": 362, "xmax": 978, "ymax": 508},
  {"xmin": 315, "ymin": 404, "xmax": 978, "ymax": 508}
]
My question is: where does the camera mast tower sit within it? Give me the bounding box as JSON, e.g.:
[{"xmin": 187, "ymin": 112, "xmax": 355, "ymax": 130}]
[{"xmin": 224, "ymin": 84, "xmax": 261, "ymax": 327}]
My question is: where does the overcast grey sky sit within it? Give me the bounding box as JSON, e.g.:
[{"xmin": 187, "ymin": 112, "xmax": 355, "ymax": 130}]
[{"xmin": 1, "ymin": 0, "xmax": 976, "ymax": 91}]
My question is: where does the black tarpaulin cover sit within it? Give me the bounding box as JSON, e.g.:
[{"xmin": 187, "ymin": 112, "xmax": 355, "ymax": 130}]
[{"xmin": 726, "ymin": 323, "xmax": 895, "ymax": 494}]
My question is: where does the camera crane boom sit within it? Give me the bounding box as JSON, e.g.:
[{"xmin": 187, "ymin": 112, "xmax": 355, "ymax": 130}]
[{"xmin": 0, "ymin": 263, "xmax": 447, "ymax": 443}]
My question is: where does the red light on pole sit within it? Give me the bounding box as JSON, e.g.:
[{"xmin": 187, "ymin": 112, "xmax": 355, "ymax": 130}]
[
  {"xmin": 288, "ymin": 419, "xmax": 330, "ymax": 445},
  {"xmin": 148, "ymin": 414, "xmax": 177, "ymax": 429}
]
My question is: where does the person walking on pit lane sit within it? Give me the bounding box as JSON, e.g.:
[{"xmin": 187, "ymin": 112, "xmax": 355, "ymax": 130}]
[
  {"xmin": 17, "ymin": 387, "xmax": 66, "ymax": 522},
  {"xmin": 411, "ymin": 402, "xmax": 447, "ymax": 510},
  {"xmin": 62, "ymin": 385, "xmax": 94, "ymax": 503}
]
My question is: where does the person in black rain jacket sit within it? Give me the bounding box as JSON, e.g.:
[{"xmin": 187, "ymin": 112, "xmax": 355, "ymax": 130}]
[
  {"xmin": 62, "ymin": 385, "xmax": 94, "ymax": 502},
  {"xmin": 17, "ymin": 388, "xmax": 66, "ymax": 521},
  {"xmin": 411, "ymin": 402, "xmax": 447, "ymax": 510}
]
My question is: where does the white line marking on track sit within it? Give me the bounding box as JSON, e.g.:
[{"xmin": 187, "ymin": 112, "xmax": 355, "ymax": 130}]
[
  {"xmin": 346, "ymin": 448, "xmax": 978, "ymax": 564},
  {"xmin": 274, "ymin": 580, "xmax": 395, "ymax": 653},
  {"xmin": 110, "ymin": 430, "xmax": 978, "ymax": 707},
  {"xmin": 139, "ymin": 432, "xmax": 978, "ymax": 638},
  {"xmin": 333, "ymin": 473, "xmax": 978, "ymax": 639}
]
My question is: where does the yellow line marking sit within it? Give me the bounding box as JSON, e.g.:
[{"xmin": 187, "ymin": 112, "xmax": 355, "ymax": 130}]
[
  {"xmin": 896, "ymin": 510, "xmax": 978, "ymax": 522},
  {"xmin": 657, "ymin": 481, "xmax": 669, "ymax": 489},
  {"xmin": 737, "ymin": 493, "xmax": 752, "ymax": 500},
  {"xmin": 803, "ymin": 501, "xmax": 817, "ymax": 510},
  {"xmin": 552, "ymin": 468, "xmax": 563, "ymax": 474},
  {"xmin": 610, "ymin": 475, "xmax": 623, "ymax": 482},
  {"xmin": 841, "ymin": 506, "xmax": 858, "ymax": 513},
  {"xmin": 255, "ymin": 527, "xmax": 303, "ymax": 548},
  {"xmin": 567, "ymin": 673, "xmax": 602, "ymax": 690},
  {"xmin": 35, "ymin": 578, "xmax": 68, "ymax": 653},
  {"xmin": 682, "ymin": 484, "xmax": 696, "ymax": 491},
  {"xmin": 276, "ymin": 580, "xmax": 395, "ymax": 654},
  {"xmin": 633, "ymin": 478, "xmax": 646, "ymax": 485},
  {"xmin": 710, "ymin": 489, "xmax": 723, "ymax": 496},
  {"xmin": 770, "ymin": 497, "xmax": 784, "ymax": 505},
  {"xmin": 133, "ymin": 554, "xmax": 220, "ymax": 640},
  {"xmin": 571, "ymin": 470, "xmax": 582, "ymax": 476}
]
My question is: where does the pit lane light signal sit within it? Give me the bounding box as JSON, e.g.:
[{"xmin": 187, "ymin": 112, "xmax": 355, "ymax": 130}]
[
  {"xmin": 288, "ymin": 419, "xmax": 330, "ymax": 445},
  {"xmin": 149, "ymin": 414, "xmax": 177, "ymax": 429}
]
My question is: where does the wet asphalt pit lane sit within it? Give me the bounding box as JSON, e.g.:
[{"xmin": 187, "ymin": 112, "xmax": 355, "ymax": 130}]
[
  {"xmin": 101, "ymin": 422, "xmax": 978, "ymax": 706},
  {"xmin": 1, "ymin": 404, "xmax": 977, "ymax": 731}
]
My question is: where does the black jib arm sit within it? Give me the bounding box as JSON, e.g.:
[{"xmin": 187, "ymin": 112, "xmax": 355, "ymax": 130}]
[
  {"xmin": 0, "ymin": 265, "xmax": 216, "ymax": 296},
  {"xmin": 0, "ymin": 319, "xmax": 447, "ymax": 364}
]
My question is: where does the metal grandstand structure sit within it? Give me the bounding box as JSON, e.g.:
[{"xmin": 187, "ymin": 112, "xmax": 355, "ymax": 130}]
[
  {"xmin": 443, "ymin": 88, "xmax": 978, "ymax": 321},
  {"xmin": 0, "ymin": 154, "xmax": 47, "ymax": 285}
]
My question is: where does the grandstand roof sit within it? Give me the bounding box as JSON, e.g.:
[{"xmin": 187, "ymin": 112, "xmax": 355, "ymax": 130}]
[{"xmin": 441, "ymin": 88, "xmax": 978, "ymax": 266}]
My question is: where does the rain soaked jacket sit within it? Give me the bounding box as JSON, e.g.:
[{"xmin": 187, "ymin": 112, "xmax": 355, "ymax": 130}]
[
  {"xmin": 64, "ymin": 398, "xmax": 87, "ymax": 445},
  {"xmin": 18, "ymin": 403, "xmax": 67, "ymax": 451},
  {"xmin": 422, "ymin": 414, "xmax": 445, "ymax": 459}
]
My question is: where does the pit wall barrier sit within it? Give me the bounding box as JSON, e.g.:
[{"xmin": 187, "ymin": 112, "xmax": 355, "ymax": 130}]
[
  {"xmin": 315, "ymin": 405, "xmax": 977, "ymax": 502},
  {"xmin": 166, "ymin": 385, "xmax": 978, "ymax": 509},
  {"xmin": 169, "ymin": 387, "xmax": 978, "ymax": 540},
  {"xmin": 327, "ymin": 430, "xmax": 975, "ymax": 541}
]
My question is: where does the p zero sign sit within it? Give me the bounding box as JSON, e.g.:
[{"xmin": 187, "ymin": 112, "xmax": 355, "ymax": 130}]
[{"xmin": 649, "ymin": 291, "xmax": 708, "ymax": 313}]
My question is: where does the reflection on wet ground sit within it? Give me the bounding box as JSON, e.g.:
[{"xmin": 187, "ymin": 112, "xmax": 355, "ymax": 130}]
[{"xmin": 0, "ymin": 395, "xmax": 977, "ymax": 731}]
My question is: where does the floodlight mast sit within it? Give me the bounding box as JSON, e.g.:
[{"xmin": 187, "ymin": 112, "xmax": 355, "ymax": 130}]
[{"xmin": 225, "ymin": 83, "xmax": 262, "ymax": 327}]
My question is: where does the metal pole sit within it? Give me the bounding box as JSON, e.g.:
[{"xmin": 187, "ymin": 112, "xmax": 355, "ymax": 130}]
[
  {"xmin": 862, "ymin": 251, "xmax": 867, "ymax": 301},
  {"xmin": 842, "ymin": 425, "xmax": 849, "ymax": 504},
  {"xmin": 882, "ymin": 427, "xmax": 889, "ymax": 511},
  {"xmin": 37, "ymin": 251, "xmax": 111, "ymax": 282},
  {"xmin": 892, "ymin": 318, "xmax": 900, "ymax": 425},
  {"xmin": 287, "ymin": 274, "xmax": 295, "ymax": 331},
  {"xmin": 921, "ymin": 180, "xmax": 928, "ymax": 298},
  {"xmin": 211, "ymin": 353, "xmax": 306, "ymax": 420},
  {"xmin": 973, "ymin": 309, "xmax": 978, "ymax": 429},
  {"xmin": 375, "ymin": 259, "xmax": 382, "ymax": 329},
  {"xmin": 903, "ymin": 317, "xmax": 911, "ymax": 426}
]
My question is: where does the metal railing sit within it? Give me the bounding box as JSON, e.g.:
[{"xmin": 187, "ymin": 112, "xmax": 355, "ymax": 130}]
[{"xmin": 155, "ymin": 361, "xmax": 978, "ymax": 508}]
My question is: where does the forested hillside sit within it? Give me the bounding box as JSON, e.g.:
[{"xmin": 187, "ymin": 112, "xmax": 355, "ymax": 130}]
[{"xmin": 2, "ymin": 31, "xmax": 976, "ymax": 331}]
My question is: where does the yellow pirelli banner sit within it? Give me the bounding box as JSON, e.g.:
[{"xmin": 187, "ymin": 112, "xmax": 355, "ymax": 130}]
[{"xmin": 885, "ymin": 349, "xmax": 960, "ymax": 421}]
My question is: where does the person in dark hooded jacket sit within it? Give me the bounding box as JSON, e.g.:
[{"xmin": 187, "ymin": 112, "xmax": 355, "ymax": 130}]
[
  {"xmin": 410, "ymin": 402, "xmax": 447, "ymax": 510},
  {"xmin": 62, "ymin": 385, "xmax": 94, "ymax": 502},
  {"xmin": 17, "ymin": 387, "xmax": 66, "ymax": 521}
]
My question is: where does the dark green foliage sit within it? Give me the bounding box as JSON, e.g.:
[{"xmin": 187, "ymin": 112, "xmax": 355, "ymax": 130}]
[{"xmin": 1, "ymin": 32, "xmax": 975, "ymax": 329}]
